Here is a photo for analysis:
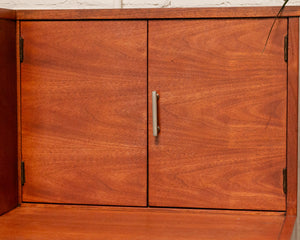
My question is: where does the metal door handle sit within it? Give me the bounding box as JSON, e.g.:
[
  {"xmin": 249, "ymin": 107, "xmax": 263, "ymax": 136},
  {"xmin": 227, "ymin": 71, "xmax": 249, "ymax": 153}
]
[{"xmin": 152, "ymin": 91, "xmax": 160, "ymax": 136}]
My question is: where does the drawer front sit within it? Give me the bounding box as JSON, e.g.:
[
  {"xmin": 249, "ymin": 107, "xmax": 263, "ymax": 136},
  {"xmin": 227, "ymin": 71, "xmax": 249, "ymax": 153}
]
[
  {"xmin": 148, "ymin": 19, "xmax": 287, "ymax": 210},
  {"xmin": 21, "ymin": 21, "xmax": 147, "ymax": 206}
]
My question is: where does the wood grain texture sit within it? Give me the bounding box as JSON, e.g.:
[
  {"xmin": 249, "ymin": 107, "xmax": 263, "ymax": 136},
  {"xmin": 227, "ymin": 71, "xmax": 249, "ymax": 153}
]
[
  {"xmin": 279, "ymin": 215, "xmax": 297, "ymax": 240},
  {"xmin": 21, "ymin": 21, "xmax": 147, "ymax": 206},
  {"xmin": 149, "ymin": 19, "xmax": 287, "ymax": 210},
  {"xmin": 0, "ymin": 20, "xmax": 18, "ymax": 215},
  {"xmin": 0, "ymin": 204, "xmax": 285, "ymax": 240},
  {"xmin": 16, "ymin": 20, "xmax": 22, "ymax": 205},
  {"xmin": 287, "ymin": 17, "xmax": 299, "ymax": 216},
  {"xmin": 15, "ymin": 6, "xmax": 300, "ymax": 21},
  {"xmin": 0, "ymin": 8, "xmax": 16, "ymax": 20}
]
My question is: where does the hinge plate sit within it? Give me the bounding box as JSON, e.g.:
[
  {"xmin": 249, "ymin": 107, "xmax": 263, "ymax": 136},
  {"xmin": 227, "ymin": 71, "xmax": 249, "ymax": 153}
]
[
  {"xmin": 284, "ymin": 34, "xmax": 288, "ymax": 63},
  {"xmin": 283, "ymin": 167, "xmax": 287, "ymax": 194},
  {"xmin": 20, "ymin": 37, "xmax": 24, "ymax": 63},
  {"xmin": 21, "ymin": 161, "xmax": 25, "ymax": 186}
]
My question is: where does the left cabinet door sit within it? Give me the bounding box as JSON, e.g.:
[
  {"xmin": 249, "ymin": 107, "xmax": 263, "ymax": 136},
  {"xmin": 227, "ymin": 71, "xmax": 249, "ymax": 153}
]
[{"xmin": 21, "ymin": 21, "xmax": 147, "ymax": 206}]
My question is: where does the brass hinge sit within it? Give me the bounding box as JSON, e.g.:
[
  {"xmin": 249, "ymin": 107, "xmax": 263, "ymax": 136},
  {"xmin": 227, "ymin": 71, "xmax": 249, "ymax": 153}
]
[
  {"xmin": 21, "ymin": 161, "xmax": 25, "ymax": 186},
  {"xmin": 283, "ymin": 168, "xmax": 287, "ymax": 194},
  {"xmin": 284, "ymin": 34, "xmax": 288, "ymax": 63},
  {"xmin": 20, "ymin": 37, "xmax": 24, "ymax": 63}
]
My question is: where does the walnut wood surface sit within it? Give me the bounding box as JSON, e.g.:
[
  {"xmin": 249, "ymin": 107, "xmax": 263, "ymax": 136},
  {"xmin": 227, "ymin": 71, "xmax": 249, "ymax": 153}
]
[
  {"xmin": 0, "ymin": 20, "xmax": 17, "ymax": 215},
  {"xmin": 21, "ymin": 21, "xmax": 147, "ymax": 206},
  {"xmin": 0, "ymin": 8, "xmax": 16, "ymax": 20},
  {"xmin": 287, "ymin": 17, "xmax": 299, "ymax": 216},
  {"xmin": 279, "ymin": 215, "xmax": 297, "ymax": 240},
  {"xmin": 16, "ymin": 20, "xmax": 22, "ymax": 205},
  {"xmin": 148, "ymin": 19, "xmax": 287, "ymax": 210},
  {"xmin": 0, "ymin": 204, "xmax": 285, "ymax": 240},
  {"xmin": 15, "ymin": 6, "xmax": 300, "ymax": 20}
]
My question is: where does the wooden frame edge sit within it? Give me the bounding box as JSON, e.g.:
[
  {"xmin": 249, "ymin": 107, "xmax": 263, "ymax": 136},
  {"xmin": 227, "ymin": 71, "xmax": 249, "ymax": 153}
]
[
  {"xmin": 15, "ymin": 6, "xmax": 300, "ymax": 21},
  {"xmin": 280, "ymin": 215, "xmax": 297, "ymax": 240},
  {"xmin": 287, "ymin": 17, "xmax": 299, "ymax": 217},
  {"xmin": 16, "ymin": 20, "xmax": 22, "ymax": 205}
]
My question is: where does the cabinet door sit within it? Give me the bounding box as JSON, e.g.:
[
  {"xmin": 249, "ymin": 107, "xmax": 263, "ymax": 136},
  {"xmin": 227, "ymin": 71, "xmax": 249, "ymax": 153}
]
[
  {"xmin": 149, "ymin": 19, "xmax": 287, "ymax": 210},
  {"xmin": 21, "ymin": 21, "xmax": 147, "ymax": 206}
]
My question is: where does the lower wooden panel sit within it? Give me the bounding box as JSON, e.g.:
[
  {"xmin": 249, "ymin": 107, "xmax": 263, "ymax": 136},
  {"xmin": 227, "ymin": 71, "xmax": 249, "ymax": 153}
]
[{"xmin": 0, "ymin": 204, "xmax": 285, "ymax": 240}]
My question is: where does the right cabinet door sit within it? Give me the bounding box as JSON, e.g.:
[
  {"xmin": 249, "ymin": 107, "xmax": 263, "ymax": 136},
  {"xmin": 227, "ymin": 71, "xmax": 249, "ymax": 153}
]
[{"xmin": 148, "ymin": 19, "xmax": 287, "ymax": 211}]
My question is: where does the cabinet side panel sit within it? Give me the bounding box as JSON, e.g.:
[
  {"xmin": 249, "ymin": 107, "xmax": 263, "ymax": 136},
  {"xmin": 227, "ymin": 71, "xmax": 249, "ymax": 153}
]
[
  {"xmin": 0, "ymin": 19, "xmax": 18, "ymax": 215},
  {"xmin": 16, "ymin": 20, "xmax": 21, "ymax": 204}
]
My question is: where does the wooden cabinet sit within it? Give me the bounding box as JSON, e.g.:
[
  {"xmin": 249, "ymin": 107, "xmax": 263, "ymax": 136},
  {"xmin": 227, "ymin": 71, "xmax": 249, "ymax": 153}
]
[{"xmin": 0, "ymin": 7, "xmax": 299, "ymax": 240}]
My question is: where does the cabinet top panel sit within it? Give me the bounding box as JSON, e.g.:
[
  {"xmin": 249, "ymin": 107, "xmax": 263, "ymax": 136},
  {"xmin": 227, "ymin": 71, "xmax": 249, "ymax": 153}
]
[
  {"xmin": 0, "ymin": 9, "xmax": 16, "ymax": 20},
  {"xmin": 15, "ymin": 6, "xmax": 300, "ymax": 20}
]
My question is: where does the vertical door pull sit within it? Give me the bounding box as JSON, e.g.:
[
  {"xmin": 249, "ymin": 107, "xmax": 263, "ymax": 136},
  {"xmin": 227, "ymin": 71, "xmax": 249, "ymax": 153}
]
[{"xmin": 152, "ymin": 91, "xmax": 160, "ymax": 136}]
